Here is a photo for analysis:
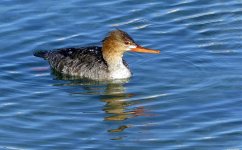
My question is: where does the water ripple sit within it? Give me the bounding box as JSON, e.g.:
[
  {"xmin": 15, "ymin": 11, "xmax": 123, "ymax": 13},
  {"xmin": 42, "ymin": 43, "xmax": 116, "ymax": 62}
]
[{"xmin": 1, "ymin": 0, "xmax": 242, "ymax": 149}]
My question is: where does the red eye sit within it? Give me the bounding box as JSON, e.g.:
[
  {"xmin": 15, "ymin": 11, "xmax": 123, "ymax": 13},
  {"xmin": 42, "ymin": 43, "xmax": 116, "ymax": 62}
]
[{"xmin": 125, "ymin": 41, "xmax": 130, "ymax": 45}]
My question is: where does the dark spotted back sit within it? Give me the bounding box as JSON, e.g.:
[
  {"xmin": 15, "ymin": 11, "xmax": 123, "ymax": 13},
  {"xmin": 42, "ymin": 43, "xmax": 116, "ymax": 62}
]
[
  {"xmin": 49, "ymin": 46, "xmax": 103, "ymax": 60},
  {"xmin": 44, "ymin": 46, "xmax": 109, "ymax": 79}
]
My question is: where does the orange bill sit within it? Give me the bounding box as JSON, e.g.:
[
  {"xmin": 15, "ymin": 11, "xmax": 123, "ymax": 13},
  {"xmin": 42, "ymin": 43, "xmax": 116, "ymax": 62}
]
[{"xmin": 131, "ymin": 46, "xmax": 160, "ymax": 54}]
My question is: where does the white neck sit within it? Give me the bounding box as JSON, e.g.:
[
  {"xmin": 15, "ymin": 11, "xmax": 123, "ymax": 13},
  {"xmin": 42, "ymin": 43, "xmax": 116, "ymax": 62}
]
[{"xmin": 107, "ymin": 57, "xmax": 131, "ymax": 79}]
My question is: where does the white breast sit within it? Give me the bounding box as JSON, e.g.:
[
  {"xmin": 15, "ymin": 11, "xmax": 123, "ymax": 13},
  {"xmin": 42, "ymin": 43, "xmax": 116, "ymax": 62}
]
[{"xmin": 109, "ymin": 63, "xmax": 131, "ymax": 79}]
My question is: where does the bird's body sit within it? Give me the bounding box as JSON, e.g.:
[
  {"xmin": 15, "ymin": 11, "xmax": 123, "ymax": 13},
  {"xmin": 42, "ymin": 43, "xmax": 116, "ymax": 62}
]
[
  {"xmin": 34, "ymin": 46, "xmax": 130, "ymax": 80},
  {"xmin": 34, "ymin": 30, "xmax": 159, "ymax": 80}
]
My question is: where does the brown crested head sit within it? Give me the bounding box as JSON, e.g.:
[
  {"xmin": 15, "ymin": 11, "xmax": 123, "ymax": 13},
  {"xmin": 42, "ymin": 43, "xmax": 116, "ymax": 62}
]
[
  {"xmin": 102, "ymin": 30, "xmax": 137, "ymax": 54},
  {"xmin": 102, "ymin": 29, "xmax": 160, "ymax": 56}
]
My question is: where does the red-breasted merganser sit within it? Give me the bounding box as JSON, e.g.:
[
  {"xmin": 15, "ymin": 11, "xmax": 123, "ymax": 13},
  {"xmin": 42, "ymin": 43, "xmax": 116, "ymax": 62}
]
[{"xmin": 34, "ymin": 30, "xmax": 160, "ymax": 80}]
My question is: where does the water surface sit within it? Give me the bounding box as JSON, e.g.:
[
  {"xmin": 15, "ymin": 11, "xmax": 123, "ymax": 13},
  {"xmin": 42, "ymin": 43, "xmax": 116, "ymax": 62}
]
[{"xmin": 1, "ymin": 0, "xmax": 242, "ymax": 149}]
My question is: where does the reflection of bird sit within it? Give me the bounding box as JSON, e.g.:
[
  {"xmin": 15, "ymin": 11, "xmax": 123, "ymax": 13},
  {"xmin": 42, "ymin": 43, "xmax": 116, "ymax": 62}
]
[
  {"xmin": 102, "ymin": 83, "xmax": 133, "ymax": 121},
  {"xmin": 34, "ymin": 30, "xmax": 159, "ymax": 80},
  {"xmin": 52, "ymin": 78, "xmax": 150, "ymax": 137},
  {"xmin": 102, "ymin": 84, "xmax": 147, "ymax": 121}
]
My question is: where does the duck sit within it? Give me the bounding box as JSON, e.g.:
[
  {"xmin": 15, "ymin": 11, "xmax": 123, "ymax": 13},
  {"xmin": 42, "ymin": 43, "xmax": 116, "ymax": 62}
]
[{"xmin": 34, "ymin": 29, "xmax": 160, "ymax": 80}]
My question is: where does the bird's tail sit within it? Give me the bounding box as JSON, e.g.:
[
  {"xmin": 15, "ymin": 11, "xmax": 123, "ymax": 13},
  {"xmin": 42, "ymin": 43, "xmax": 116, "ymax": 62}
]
[{"xmin": 33, "ymin": 50, "xmax": 48, "ymax": 59}]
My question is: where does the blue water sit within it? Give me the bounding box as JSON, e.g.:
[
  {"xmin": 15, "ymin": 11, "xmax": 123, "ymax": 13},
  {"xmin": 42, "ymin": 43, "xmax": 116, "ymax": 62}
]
[{"xmin": 1, "ymin": 0, "xmax": 242, "ymax": 149}]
